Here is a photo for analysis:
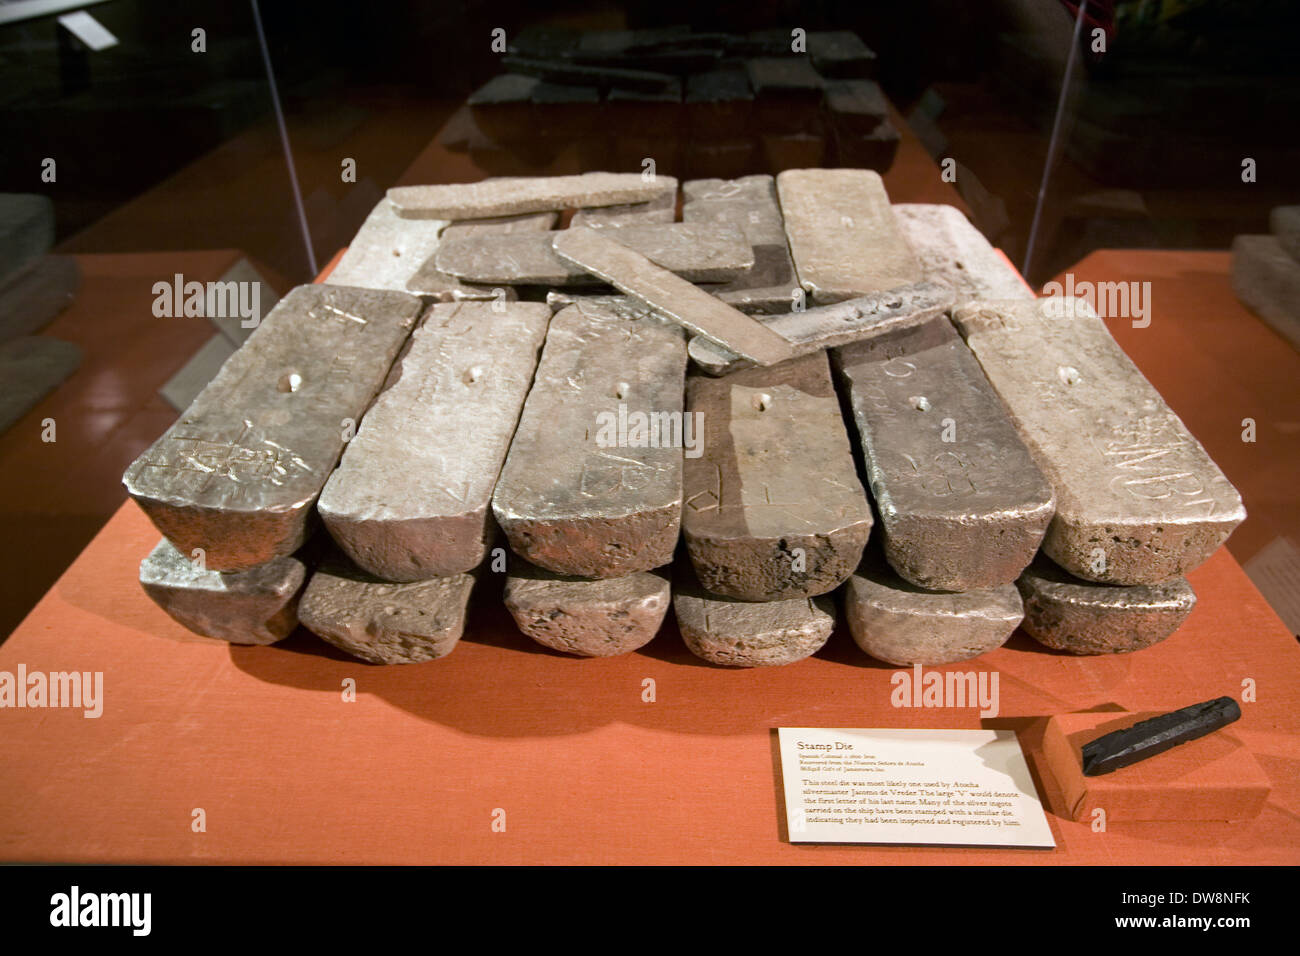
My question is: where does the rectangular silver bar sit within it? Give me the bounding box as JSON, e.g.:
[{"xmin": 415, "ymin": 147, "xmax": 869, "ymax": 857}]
[
  {"xmin": 893, "ymin": 203, "xmax": 1034, "ymax": 302},
  {"xmin": 683, "ymin": 174, "xmax": 798, "ymax": 314},
  {"xmin": 406, "ymin": 211, "xmax": 555, "ymax": 302},
  {"xmin": 504, "ymin": 560, "xmax": 670, "ymax": 657},
  {"xmin": 953, "ymin": 297, "xmax": 1246, "ymax": 584},
  {"xmin": 298, "ymin": 550, "xmax": 477, "ymax": 664},
  {"xmin": 403, "ymin": 260, "xmax": 516, "ymax": 303},
  {"xmin": 318, "ymin": 301, "xmax": 551, "ymax": 580},
  {"xmin": 388, "ymin": 173, "xmax": 671, "ymax": 220},
  {"xmin": 325, "ymin": 198, "xmax": 447, "ymax": 291},
  {"xmin": 687, "ymin": 280, "xmax": 954, "ymax": 376},
  {"xmin": 440, "ymin": 210, "xmax": 558, "ymax": 240},
  {"xmin": 123, "ymin": 284, "xmax": 425, "ymax": 571},
  {"xmin": 833, "ymin": 315, "xmax": 1055, "ymax": 590},
  {"xmin": 683, "ymin": 352, "xmax": 872, "ymax": 601},
  {"xmin": 570, "ymin": 175, "xmax": 677, "ymax": 227},
  {"xmin": 1017, "ymin": 556, "xmax": 1195, "ymax": 655},
  {"xmin": 492, "ymin": 302, "xmax": 687, "ymax": 578},
  {"xmin": 776, "ymin": 168, "xmax": 922, "ymax": 304},
  {"xmin": 551, "ymin": 225, "xmax": 798, "ymax": 366},
  {"xmin": 139, "ymin": 537, "xmax": 306, "ymax": 645},
  {"xmin": 844, "ymin": 550, "xmax": 1023, "ymax": 666},
  {"xmin": 673, "ymin": 562, "xmax": 836, "ymax": 668},
  {"xmin": 435, "ymin": 223, "xmax": 753, "ymax": 286}
]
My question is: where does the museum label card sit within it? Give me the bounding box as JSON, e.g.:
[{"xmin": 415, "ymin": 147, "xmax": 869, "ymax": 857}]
[{"xmin": 777, "ymin": 728, "xmax": 1055, "ymax": 847}]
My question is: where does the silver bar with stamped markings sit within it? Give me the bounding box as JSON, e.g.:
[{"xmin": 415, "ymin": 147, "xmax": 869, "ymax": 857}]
[
  {"xmin": 832, "ymin": 314, "xmax": 1054, "ymax": 590},
  {"xmin": 123, "ymin": 284, "xmax": 424, "ymax": 570},
  {"xmin": 776, "ymin": 168, "xmax": 922, "ymax": 305},
  {"xmin": 673, "ymin": 561, "xmax": 835, "ymax": 668},
  {"xmin": 492, "ymin": 302, "xmax": 687, "ymax": 578},
  {"xmin": 953, "ymin": 297, "xmax": 1245, "ymax": 584},
  {"xmin": 318, "ymin": 300, "xmax": 550, "ymax": 581},
  {"xmin": 551, "ymin": 226, "xmax": 798, "ymax": 366},
  {"xmin": 683, "ymin": 352, "xmax": 872, "ymax": 600}
]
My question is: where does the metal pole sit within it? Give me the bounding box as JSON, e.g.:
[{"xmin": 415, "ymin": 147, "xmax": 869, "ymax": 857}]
[
  {"xmin": 250, "ymin": 0, "xmax": 318, "ymax": 277},
  {"xmin": 1023, "ymin": 0, "xmax": 1089, "ymax": 284}
]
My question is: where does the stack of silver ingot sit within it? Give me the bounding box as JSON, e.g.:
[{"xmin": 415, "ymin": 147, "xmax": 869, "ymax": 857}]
[{"xmin": 124, "ymin": 170, "xmax": 1245, "ymax": 666}]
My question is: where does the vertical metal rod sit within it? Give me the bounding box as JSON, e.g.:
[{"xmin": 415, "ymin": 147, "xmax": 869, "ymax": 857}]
[
  {"xmin": 1023, "ymin": 0, "xmax": 1089, "ymax": 283},
  {"xmin": 250, "ymin": 0, "xmax": 318, "ymax": 276}
]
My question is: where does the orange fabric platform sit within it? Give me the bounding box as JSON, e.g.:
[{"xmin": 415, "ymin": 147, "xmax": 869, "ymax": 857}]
[{"xmin": 0, "ymin": 502, "xmax": 1296, "ymax": 865}]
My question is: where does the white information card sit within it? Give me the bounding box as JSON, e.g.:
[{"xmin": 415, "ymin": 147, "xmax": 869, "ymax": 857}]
[{"xmin": 777, "ymin": 728, "xmax": 1055, "ymax": 847}]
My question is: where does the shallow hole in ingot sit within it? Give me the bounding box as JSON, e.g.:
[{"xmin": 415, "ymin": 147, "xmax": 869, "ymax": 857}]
[
  {"xmin": 753, "ymin": 392, "xmax": 773, "ymax": 412},
  {"xmin": 1058, "ymin": 365, "xmax": 1081, "ymax": 386},
  {"xmin": 614, "ymin": 381, "xmax": 630, "ymax": 400},
  {"xmin": 909, "ymin": 395, "xmax": 931, "ymax": 411},
  {"xmin": 277, "ymin": 371, "xmax": 303, "ymax": 393},
  {"xmin": 463, "ymin": 366, "xmax": 484, "ymax": 385}
]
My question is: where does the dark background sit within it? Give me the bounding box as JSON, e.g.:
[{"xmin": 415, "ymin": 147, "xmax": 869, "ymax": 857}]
[{"xmin": 4, "ymin": 0, "xmax": 1298, "ymax": 285}]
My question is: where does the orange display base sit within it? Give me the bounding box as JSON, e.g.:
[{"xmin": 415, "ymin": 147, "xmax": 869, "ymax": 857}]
[{"xmin": 1042, "ymin": 711, "xmax": 1270, "ymax": 824}]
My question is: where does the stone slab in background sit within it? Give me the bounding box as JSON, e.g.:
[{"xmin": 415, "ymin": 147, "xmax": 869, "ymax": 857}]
[
  {"xmin": 746, "ymin": 57, "xmax": 823, "ymax": 133},
  {"xmin": 685, "ymin": 66, "xmax": 753, "ymax": 138},
  {"xmin": 501, "ymin": 55, "xmax": 675, "ymax": 93},
  {"xmin": 0, "ymin": 255, "xmax": 81, "ymax": 344},
  {"xmin": 504, "ymin": 561, "xmax": 670, "ymax": 657},
  {"xmin": 139, "ymin": 537, "xmax": 305, "ymax": 645},
  {"xmin": 205, "ymin": 257, "xmax": 280, "ymax": 346},
  {"xmin": 1269, "ymin": 205, "xmax": 1300, "ymax": 262},
  {"xmin": 159, "ymin": 334, "xmax": 236, "ymax": 412},
  {"xmin": 0, "ymin": 193, "xmax": 54, "ymax": 289},
  {"xmin": 1231, "ymin": 234, "xmax": 1300, "ymax": 351},
  {"xmin": 467, "ymin": 73, "xmax": 540, "ymax": 142},
  {"xmin": 823, "ymin": 79, "xmax": 888, "ymax": 135},
  {"xmin": 0, "ymin": 335, "xmax": 81, "ymax": 435},
  {"xmin": 830, "ymin": 119, "xmax": 901, "ymax": 172},
  {"xmin": 807, "ymin": 31, "xmax": 878, "ymax": 78}
]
